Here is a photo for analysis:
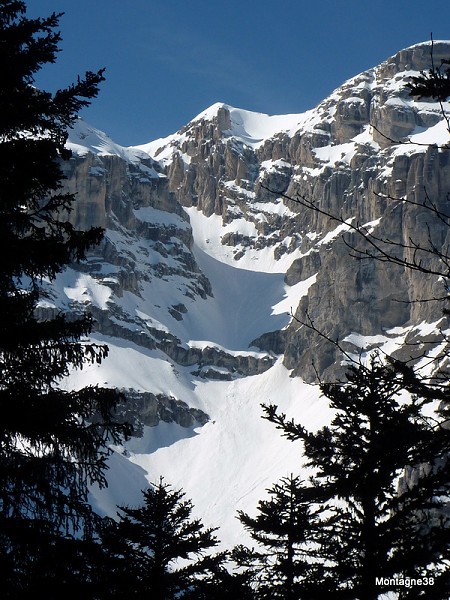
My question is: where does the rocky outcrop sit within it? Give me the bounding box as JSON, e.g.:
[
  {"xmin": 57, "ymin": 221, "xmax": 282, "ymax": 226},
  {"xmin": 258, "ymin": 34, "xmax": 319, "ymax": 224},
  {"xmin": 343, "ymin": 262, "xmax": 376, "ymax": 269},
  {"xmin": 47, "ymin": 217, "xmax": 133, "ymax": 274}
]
[
  {"xmin": 112, "ymin": 390, "xmax": 209, "ymax": 435},
  {"xmin": 60, "ymin": 153, "xmax": 181, "ymax": 230},
  {"xmin": 88, "ymin": 304, "xmax": 274, "ymax": 378}
]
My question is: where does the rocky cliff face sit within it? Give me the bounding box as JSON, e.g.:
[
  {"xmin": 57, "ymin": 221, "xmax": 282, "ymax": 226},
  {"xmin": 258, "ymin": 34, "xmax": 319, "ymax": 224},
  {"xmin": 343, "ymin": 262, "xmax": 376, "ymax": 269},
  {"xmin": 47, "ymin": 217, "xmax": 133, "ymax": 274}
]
[
  {"xmin": 51, "ymin": 41, "xmax": 450, "ymax": 400},
  {"xmin": 138, "ymin": 42, "xmax": 450, "ymax": 380}
]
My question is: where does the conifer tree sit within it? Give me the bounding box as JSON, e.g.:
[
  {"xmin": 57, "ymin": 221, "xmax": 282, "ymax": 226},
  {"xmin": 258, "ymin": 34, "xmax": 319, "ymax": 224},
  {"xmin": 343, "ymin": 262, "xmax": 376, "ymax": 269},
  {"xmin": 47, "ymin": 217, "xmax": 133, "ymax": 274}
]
[
  {"xmin": 407, "ymin": 40, "xmax": 450, "ymax": 102},
  {"xmin": 102, "ymin": 479, "xmax": 227, "ymax": 599},
  {"xmin": 263, "ymin": 354, "xmax": 450, "ymax": 599},
  {"xmin": 235, "ymin": 474, "xmax": 330, "ymax": 599},
  {"xmin": 0, "ymin": 2, "xmax": 129, "ymax": 596}
]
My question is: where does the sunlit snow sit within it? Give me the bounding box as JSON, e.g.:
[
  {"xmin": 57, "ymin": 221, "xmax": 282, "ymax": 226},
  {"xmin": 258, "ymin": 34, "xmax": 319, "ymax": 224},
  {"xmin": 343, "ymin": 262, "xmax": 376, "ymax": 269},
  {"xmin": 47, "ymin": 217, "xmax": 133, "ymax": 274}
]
[{"xmin": 56, "ymin": 43, "xmax": 450, "ymax": 558}]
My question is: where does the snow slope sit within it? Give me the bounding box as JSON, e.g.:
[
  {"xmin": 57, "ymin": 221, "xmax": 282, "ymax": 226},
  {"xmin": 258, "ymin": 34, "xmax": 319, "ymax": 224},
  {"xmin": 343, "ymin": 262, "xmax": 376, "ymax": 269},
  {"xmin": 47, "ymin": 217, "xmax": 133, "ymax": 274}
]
[
  {"xmin": 61, "ymin": 198, "xmax": 327, "ymax": 549},
  {"xmin": 71, "ymin": 337, "xmax": 331, "ymax": 550}
]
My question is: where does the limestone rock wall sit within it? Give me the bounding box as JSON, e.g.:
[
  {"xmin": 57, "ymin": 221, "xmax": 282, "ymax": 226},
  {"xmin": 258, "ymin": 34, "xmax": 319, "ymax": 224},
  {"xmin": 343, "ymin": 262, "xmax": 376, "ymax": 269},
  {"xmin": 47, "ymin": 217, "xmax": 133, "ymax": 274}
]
[
  {"xmin": 60, "ymin": 41, "xmax": 450, "ymax": 383},
  {"xmin": 144, "ymin": 44, "xmax": 450, "ymax": 380}
]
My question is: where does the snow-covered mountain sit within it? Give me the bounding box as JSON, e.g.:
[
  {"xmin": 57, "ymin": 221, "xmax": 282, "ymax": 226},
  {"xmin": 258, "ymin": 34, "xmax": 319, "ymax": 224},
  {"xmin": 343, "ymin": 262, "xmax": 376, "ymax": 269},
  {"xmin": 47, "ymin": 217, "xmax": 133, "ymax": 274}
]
[{"xmin": 44, "ymin": 41, "xmax": 450, "ymax": 549}]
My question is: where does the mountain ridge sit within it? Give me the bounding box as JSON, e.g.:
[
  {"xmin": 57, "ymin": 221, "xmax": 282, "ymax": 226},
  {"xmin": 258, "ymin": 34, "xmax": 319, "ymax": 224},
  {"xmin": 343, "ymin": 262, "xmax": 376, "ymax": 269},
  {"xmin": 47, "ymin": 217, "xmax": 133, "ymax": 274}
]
[{"xmin": 50, "ymin": 40, "xmax": 450, "ymax": 547}]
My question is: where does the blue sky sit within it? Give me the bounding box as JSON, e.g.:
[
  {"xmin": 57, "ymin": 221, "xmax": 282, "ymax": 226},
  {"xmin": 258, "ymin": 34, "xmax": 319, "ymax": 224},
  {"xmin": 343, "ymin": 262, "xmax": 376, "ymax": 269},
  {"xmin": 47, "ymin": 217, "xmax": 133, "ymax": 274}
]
[{"xmin": 29, "ymin": 0, "xmax": 450, "ymax": 146}]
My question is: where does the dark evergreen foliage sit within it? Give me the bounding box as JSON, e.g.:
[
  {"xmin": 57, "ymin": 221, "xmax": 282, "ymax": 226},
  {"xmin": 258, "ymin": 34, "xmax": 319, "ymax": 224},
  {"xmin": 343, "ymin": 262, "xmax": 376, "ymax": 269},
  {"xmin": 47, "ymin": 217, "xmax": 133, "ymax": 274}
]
[
  {"xmin": 0, "ymin": 2, "xmax": 130, "ymax": 596},
  {"xmin": 235, "ymin": 474, "xmax": 331, "ymax": 599},
  {"xmin": 262, "ymin": 354, "xmax": 450, "ymax": 599},
  {"xmin": 407, "ymin": 40, "xmax": 450, "ymax": 101},
  {"xmin": 407, "ymin": 64, "xmax": 450, "ymax": 101},
  {"xmin": 102, "ymin": 478, "xmax": 235, "ymax": 599}
]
